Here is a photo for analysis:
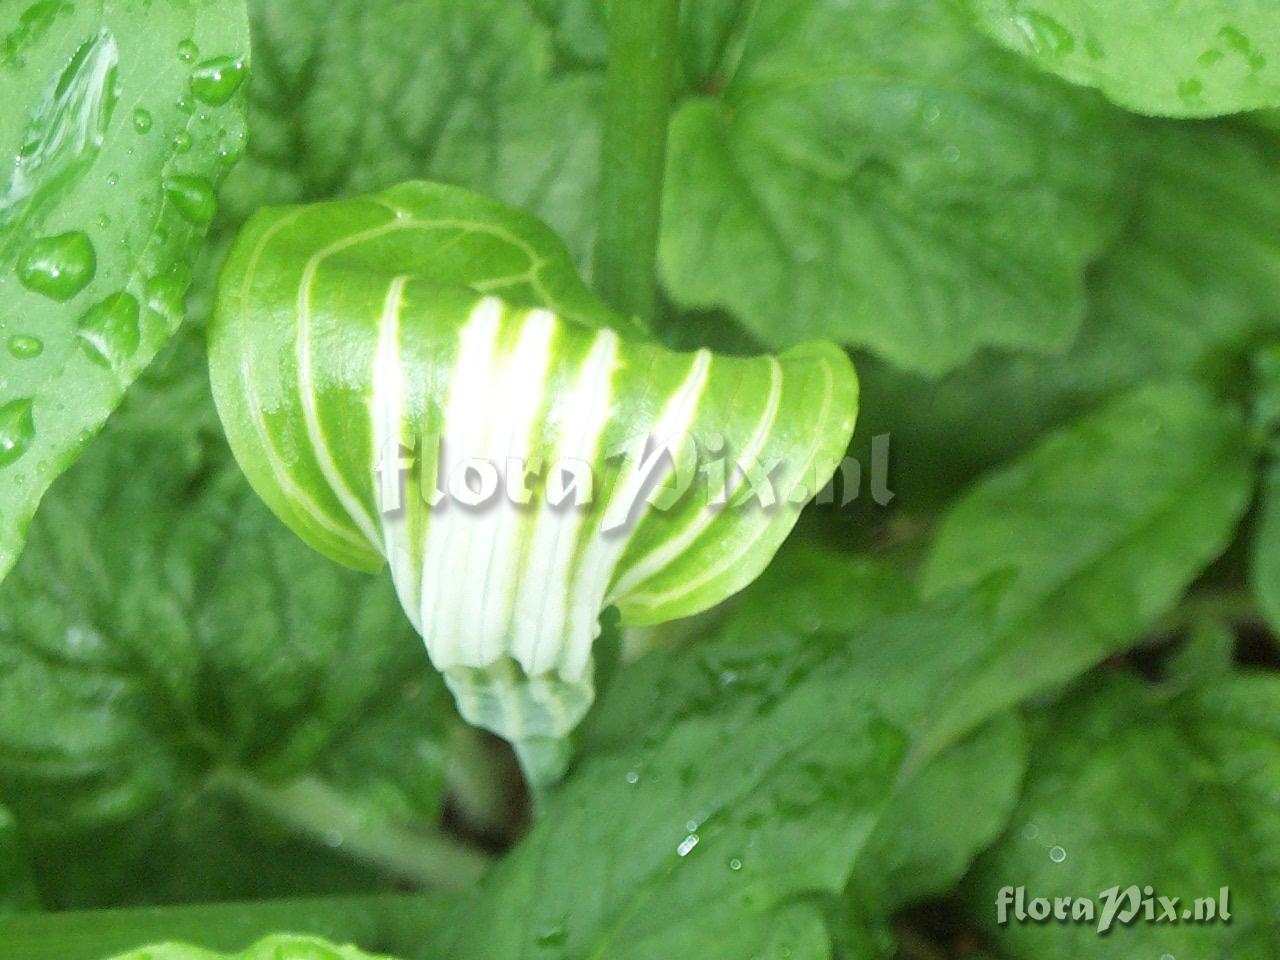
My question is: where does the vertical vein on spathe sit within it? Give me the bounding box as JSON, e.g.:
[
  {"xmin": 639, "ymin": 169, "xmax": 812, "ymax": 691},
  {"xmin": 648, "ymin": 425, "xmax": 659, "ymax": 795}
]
[
  {"xmin": 469, "ymin": 309, "xmax": 558, "ymax": 666},
  {"xmin": 511, "ymin": 329, "xmax": 620, "ymax": 678},
  {"xmin": 609, "ymin": 356, "xmax": 783, "ymax": 599},
  {"xmin": 370, "ymin": 276, "xmax": 416, "ymax": 628},
  {"xmin": 559, "ymin": 349, "xmax": 712, "ymax": 678},
  {"xmin": 419, "ymin": 297, "xmax": 504, "ymax": 668}
]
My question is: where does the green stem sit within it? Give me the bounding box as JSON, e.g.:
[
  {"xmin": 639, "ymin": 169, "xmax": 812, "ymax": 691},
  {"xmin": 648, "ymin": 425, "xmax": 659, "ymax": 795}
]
[
  {"xmin": 210, "ymin": 770, "xmax": 491, "ymax": 890},
  {"xmin": 0, "ymin": 893, "xmax": 454, "ymax": 960},
  {"xmin": 593, "ymin": 0, "xmax": 680, "ymax": 322}
]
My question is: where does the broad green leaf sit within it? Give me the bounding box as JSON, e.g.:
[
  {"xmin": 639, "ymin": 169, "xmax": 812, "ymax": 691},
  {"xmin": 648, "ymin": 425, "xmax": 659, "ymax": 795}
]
[
  {"xmin": 660, "ymin": 0, "xmax": 1130, "ymax": 375},
  {"xmin": 0, "ymin": 350, "xmax": 461, "ymax": 907},
  {"xmin": 0, "ymin": 0, "xmax": 250, "ymax": 582},
  {"xmin": 208, "ymin": 180, "xmax": 857, "ymax": 773},
  {"xmin": 970, "ymin": 674, "xmax": 1280, "ymax": 958},
  {"xmin": 855, "ymin": 118, "xmax": 1280, "ymax": 503},
  {"xmin": 919, "ymin": 382, "xmax": 1254, "ymax": 756},
  {"xmin": 849, "ymin": 713, "xmax": 1027, "ymax": 916},
  {"xmin": 439, "ymin": 605, "xmax": 912, "ymax": 960},
  {"xmin": 961, "ymin": 0, "xmax": 1280, "ymax": 117},
  {"xmin": 218, "ymin": 0, "xmax": 601, "ymax": 271},
  {"xmin": 104, "ymin": 935, "xmax": 395, "ymax": 960}
]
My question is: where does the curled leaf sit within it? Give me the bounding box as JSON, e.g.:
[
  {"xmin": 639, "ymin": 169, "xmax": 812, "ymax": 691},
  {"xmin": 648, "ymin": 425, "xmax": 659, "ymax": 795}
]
[{"xmin": 209, "ymin": 181, "xmax": 857, "ymax": 775}]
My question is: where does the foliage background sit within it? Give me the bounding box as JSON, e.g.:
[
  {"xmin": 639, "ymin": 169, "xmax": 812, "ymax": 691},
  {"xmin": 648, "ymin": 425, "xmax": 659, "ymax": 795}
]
[{"xmin": 3, "ymin": 0, "xmax": 1280, "ymax": 958}]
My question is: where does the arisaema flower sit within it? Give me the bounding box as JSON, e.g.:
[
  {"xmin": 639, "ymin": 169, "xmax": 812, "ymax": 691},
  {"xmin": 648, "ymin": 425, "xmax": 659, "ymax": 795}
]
[{"xmin": 209, "ymin": 181, "xmax": 857, "ymax": 786}]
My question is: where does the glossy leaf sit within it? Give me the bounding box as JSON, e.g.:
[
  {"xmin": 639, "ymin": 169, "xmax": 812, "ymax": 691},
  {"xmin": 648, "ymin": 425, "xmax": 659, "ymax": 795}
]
[
  {"xmin": 972, "ymin": 674, "xmax": 1280, "ymax": 958},
  {"xmin": 0, "ymin": 0, "xmax": 250, "ymax": 582},
  {"xmin": 919, "ymin": 382, "xmax": 1254, "ymax": 754},
  {"xmin": 660, "ymin": 0, "xmax": 1130, "ymax": 375},
  {"xmin": 0, "ymin": 345, "xmax": 457, "ymax": 907},
  {"xmin": 962, "ymin": 0, "xmax": 1280, "ymax": 117},
  {"xmin": 208, "ymin": 180, "xmax": 857, "ymax": 767}
]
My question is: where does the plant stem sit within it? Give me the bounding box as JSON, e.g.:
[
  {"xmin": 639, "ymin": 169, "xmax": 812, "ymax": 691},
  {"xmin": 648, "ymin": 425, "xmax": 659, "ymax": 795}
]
[
  {"xmin": 593, "ymin": 0, "xmax": 680, "ymax": 322},
  {"xmin": 211, "ymin": 770, "xmax": 491, "ymax": 890}
]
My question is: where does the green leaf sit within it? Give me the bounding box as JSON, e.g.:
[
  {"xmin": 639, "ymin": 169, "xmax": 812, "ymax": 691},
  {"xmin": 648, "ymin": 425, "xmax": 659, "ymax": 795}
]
[
  {"xmin": 103, "ymin": 935, "xmax": 397, "ymax": 960},
  {"xmin": 970, "ymin": 673, "xmax": 1280, "ymax": 958},
  {"xmin": 208, "ymin": 180, "xmax": 857, "ymax": 771},
  {"xmin": 659, "ymin": 0, "xmax": 1130, "ymax": 375},
  {"xmin": 219, "ymin": 0, "xmax": 601, "ymax": 271},
  {"xmin": 961, "ymin": 0, "xmax": 1280, "ymax": 117},
  {"xmin": 849, "ymin": 713, "xmax": 1027, "ymax": 916},
  {"xmin": 918, "ymin": 381, "xmax": 1254, "ymax": 756},
  {"xmin": 857, "ymin": 118, "xmax": 1280, "ymax": 503},
  {"xmin": 0, "ymin": 352, "xmax": 463, "ymax": 907},
  {"xmin": 439, "ymin": 605, "xmax": 912, "ymax": 960},
  {"xmin": 0, "ymin": 0, "xmax": 250, "ymax": 582}
]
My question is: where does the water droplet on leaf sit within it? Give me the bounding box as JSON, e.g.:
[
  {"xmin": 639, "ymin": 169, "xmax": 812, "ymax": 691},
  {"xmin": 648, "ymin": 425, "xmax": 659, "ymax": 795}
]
[
  {"xmin": 191, "ymin": 56, "xmax": 246, "ymax": 105},
  {"xmin": 17, "ymin": 230, "xmax": 96, "ymax": 301},
  {"xmin": 132, "ymin": 107, "xmax": 152, "ymax": 132},
  {"xmin": 163, "ymin": 175, "xmax": 216, "ymax": 224},
  {"xmin": 0, "ymin": 398, "xmax": 35, "ymax": 466},
  {"xmin": 677, "ymin": 833, "xmax": 699, "ymax": 857},
  {"xmin": 172, "ymin": 130, "xmax": 192, "ymax": 153},
  {"xmin": 76, "ymin": 291, "xmax": 140, "ymax": 366},
  {"xmin": 8, "ymin": 334, "xmax": 43, "ymax": 359},
  {"xmin": 176, "ymin": 38, "xmax": 198, "ymax": 63},
  {"xmin": 1049, "ymin": 845, "xmax": 1066, "ymax": 863}
]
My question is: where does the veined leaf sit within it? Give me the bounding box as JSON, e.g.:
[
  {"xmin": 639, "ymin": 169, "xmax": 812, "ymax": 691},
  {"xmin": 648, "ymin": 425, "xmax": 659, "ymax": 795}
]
[
  {"xmin": 919, "ymin": 381, "xmax": 1254, "ymax": 755},
  {"xmin": 208, "ymin": 180, "xmax": 857, "ymax": 775},
  {"xmin": 0, "ymin": 343, "xmax": 459, "ymax": 907},
  {"xmin": 961, "ymin": 0, "xmax": 1280, "ymax": 117},
  {"xmin": 0, "ymin": 0, "xmax": 250, "ymax": 582},
  {"xmin": 971, "ymin": 674, "xmax": 1280, "ymax": 958},
  {"xmin": 660, "ymin": 0, "xmax": 1130, "ymax": 375}
]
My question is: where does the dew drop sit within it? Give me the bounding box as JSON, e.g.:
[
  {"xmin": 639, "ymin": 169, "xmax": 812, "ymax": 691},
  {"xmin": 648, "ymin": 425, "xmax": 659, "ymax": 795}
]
[
  {"xmin": 76, "ymin": 291, "xmax": 140, "ymax": 366},
  {"xmin": 535, "ymin": 923, "xmax": 567, "ymax": 948},
  {"xmin": 1013, "ymin": 11, "xmax": 1075, "ymax": 57},
  {"xmin": 17, "ymin": 231, "xmax": 96, "ymax": 301},
  {"xmin": 0, "ymin": 398, "xmax": 35, "ymax": 466},
  {"xmin": 175, "ymin": 95, "xmax": 193, "ymax": 115},
  {"xmin": 1160, "ymin": 954, "xmax": 1174, "ymax": 960},
  {"xmin": 163, "ymin": 175, "xmax": 216, "ymax": 225},
  {"xmin": 728, "ymin": 857, "xmax": 743, "ymax": 871},
  {"xmin": 105, "ymin": 171, "xmax": 118, "ymax": 186},
  {"xmin": 176, "ymin": 38, "xmax": 198, "ymax": 63},
  {"xmin": 323, "ymin": 830, "xmax": 344, "ymax": 848},
  {"xmin": 132, "ymin": 107, "xmax": 152, "ymax": 132},
  {"xmin": 624, "ymin": 770, "xmax": 640, "ymax": 785},
  {"xmin": 191, "ymin": 55, "xmax": 247, "ymax": 105},
  {"xmin": 1049, "ymin": 845, "xmax": 1067, "ymax": 863},
  {"xmin": 96, "ymin": 213, "xmax": 111, "ymax": 228},
  {"xmin": 677, "ymin": 833, "xmax": 699, "ymax": 857},
  {"xmin": 172, "ymin": 130, "xmax": 192, "ymax": 153},
  {"xmin": 8, "ymin": 334, "xmax": 43, "ymax": 359}
]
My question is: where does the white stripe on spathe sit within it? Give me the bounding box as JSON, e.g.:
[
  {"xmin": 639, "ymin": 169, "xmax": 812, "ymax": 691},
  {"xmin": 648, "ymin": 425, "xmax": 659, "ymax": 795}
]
[
  {"xmin": 461, "ymin": 308, "xmax": 557, "ymax": 667},
  {"xmin": 510, "ymin": 328, "xmax": 620, "ymax": 679},
  {"xmin": 418, "ymin": 296, "xmax": 504, "ymax": 669},
  {"xmin": 607, "ymin": 355, "xmax": 784, "ymax": 600},
  {"xmin": 559, "ymin": 348, "xmax": 712, "ymax": 680}
]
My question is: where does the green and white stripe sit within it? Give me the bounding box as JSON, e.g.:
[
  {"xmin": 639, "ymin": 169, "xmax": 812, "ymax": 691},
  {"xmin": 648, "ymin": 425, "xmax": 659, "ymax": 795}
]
[{"xmin": 209, "ymin": 181, "xmax": 858, "ymax": 774}]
